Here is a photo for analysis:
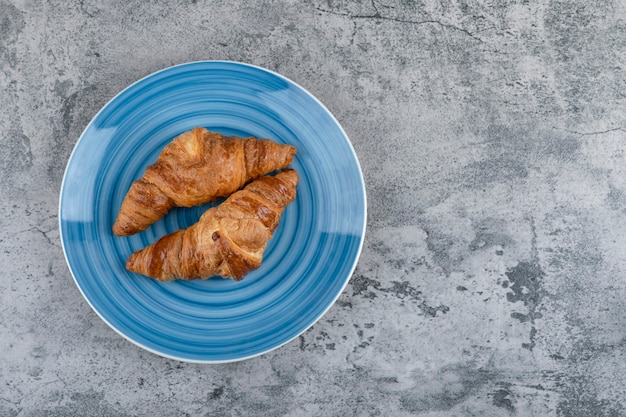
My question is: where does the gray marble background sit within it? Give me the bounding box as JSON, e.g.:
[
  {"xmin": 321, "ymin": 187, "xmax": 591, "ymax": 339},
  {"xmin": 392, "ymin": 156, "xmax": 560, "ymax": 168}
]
[{"xmin": 2, "ymin": 0, "xmax": 626, "ymax": 415}]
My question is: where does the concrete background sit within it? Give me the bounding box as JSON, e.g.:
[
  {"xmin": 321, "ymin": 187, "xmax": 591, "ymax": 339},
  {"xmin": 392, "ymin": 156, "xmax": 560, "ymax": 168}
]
[{"xmin": 2, "ymin": 0, "xmax": 626, "ymax": 415}]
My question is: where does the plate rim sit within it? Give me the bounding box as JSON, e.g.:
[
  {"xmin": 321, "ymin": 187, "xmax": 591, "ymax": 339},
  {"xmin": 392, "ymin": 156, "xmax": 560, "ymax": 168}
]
[{"xmin": 58, "ymin": 60, "xmax": 367, "ymax": 363}]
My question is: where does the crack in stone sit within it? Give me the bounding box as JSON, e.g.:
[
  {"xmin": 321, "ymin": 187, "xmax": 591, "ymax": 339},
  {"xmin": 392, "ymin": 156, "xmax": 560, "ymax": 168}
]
[
  {"xmin": 349, "ymin": 21, "xmax": 357, "ymax": 46},
  {"xmin": 78, "ymin": 0, "xmax": 96, "ymax": 18},
  {"xmin": 557, "ymin": 126, "xmax": 625, "ymax": 137},
  {"xmin": 34, "ymin": 227, "xmax": 60, "ymax": 249},
  {"xmin": 0, "ymin": 397, "xmax": 20, "ymax": 406},
  {"xmin": 314, "ymin": 5, "xmax": 483, "ymax": 43},
  {"xmin": 16, "ymin": 226, "xmax": 61, "ymax": 249}
]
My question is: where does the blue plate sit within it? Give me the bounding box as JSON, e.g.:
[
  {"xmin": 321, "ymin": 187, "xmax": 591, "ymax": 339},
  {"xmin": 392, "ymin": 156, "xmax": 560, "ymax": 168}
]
[{"xmin": 59, "ymin": 61, "xmax": 366, "ymax": 362}]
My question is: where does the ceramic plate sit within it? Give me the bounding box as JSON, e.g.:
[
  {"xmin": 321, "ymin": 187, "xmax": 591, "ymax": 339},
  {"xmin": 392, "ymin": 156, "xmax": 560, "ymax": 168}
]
[{"xmin": 59, "ymin": 61, "xmax": 366, "ymax": 363}]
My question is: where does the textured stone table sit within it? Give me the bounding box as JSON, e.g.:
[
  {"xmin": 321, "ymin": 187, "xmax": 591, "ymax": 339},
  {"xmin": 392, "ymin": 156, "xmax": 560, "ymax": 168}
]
[{"xmin": 2, "ymin": 0, "xmax": 626, "ymax": 415}]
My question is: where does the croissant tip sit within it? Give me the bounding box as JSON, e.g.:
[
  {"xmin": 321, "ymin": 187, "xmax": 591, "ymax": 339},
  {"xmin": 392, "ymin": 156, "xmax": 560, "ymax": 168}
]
[
  {"xmin": 112, "ymin": 224, "xmax": 137, "ymax": 237},
  {"xmin": 126, "ymin": 251, "xmax": 147, "ymax": 276},
  {"xmin": 276, "ymin": 168, "xmax": 299, "ymax": 183},
  {"xmin": 112, "ymin": 223, "xmax": 127, "ymax": 236},
  {"xmin": 125, "ymin": 253, "xmax": 137, "ymax": 271}
]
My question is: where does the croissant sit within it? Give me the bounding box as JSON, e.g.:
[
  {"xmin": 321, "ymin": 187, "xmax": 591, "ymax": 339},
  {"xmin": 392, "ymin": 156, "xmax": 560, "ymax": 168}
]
[
  {"xmin": 113, "ymin": 127, "xmax": 297, "ymax": 236},
  {"xmin": 126, "ymin": 169, "xmax": 299, "ymax": 281}
]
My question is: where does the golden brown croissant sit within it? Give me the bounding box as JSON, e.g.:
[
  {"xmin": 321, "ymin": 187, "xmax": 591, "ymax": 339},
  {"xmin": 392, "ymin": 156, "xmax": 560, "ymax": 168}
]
[
  {"xmin": 126, "ymin": 169, "xmax": 299, "ymax": 281},
  {"xmin": 113, "ymin": 127, "xmax": 297, "ymax": 236}
]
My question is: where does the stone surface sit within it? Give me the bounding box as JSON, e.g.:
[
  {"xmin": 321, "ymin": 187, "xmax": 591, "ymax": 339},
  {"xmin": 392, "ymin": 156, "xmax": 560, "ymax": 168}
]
[{"xmin": 2, "ymin": 0, "xmax": 626, "ymax": 415}]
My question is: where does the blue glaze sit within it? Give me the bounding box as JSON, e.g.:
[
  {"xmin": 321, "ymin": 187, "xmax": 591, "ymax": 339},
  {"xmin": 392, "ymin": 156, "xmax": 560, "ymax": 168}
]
[{"xmin": 59, "ymin": 61, "xmax": 366, "ymax": 363}]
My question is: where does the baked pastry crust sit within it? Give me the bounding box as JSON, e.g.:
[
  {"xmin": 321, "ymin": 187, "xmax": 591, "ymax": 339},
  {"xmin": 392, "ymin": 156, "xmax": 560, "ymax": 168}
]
[
  {"xmin": 126, "ymin": 169, "xmax": 299, "ymax": 281},
  {"xmin": 113, "ymin": 127, "xmax": 297, "ymax": 236}
]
